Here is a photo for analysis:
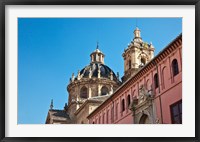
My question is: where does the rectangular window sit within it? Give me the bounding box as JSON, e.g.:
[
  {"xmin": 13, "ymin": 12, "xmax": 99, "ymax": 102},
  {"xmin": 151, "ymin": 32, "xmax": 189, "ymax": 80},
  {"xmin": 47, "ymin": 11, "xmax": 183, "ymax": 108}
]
[{"xmin": 170, "ymin": 100, "xmax": 182, "ymax": 124}]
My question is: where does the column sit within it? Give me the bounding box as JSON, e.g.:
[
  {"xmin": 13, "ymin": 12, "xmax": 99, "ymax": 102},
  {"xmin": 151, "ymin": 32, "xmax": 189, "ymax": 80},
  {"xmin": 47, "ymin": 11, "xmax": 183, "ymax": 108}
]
[
  {"xmin": 98, "ymin": 84, "xmax": 101, "ymax": 96},
  {"xmin": 88, "ymin": 86, "xmax": 92, "ymax": 98}
]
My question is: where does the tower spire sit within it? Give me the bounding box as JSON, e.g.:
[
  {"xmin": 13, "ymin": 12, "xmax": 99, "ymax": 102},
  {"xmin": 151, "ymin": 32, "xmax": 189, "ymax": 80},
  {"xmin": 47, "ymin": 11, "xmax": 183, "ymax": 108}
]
[
  {"xmin": 136, "ymin": 18, "xmax": 138, "ymax": 28},
  {"xmin": 96, "ymin": 41, "xmax": 99, "ymax": 49},
  {"xmin": 50, "ymin": 99, "xmax": 53, "ymax": 110}
]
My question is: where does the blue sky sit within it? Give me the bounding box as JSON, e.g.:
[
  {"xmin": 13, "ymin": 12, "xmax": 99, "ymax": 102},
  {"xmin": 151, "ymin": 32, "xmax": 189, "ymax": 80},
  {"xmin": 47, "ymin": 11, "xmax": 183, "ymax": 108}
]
[{"xmin": 18, "ymin": 18, "xmax": 182, "ymax": 124}]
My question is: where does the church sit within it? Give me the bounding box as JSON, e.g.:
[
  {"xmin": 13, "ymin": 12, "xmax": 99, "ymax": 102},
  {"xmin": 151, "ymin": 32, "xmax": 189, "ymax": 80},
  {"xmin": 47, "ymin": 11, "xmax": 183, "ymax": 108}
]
[{"xmin": 45, "ymin": 27, "xmax": 182, "ymax": 124}]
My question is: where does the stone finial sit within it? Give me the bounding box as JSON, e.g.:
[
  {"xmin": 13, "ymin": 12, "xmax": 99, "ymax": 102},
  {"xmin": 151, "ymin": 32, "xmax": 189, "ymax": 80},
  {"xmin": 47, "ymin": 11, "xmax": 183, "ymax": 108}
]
[
  {"xmin": 117, "ymin": 72, "xmax": 119, "ymax": 80},
  {"xmin": 150, "ymin": 42, "xmax": 154, "ymax": 48},
  {"xmin": 64, "ymin": 103, "xmax": 68, "ymax": 111},
  {"xmin": 77, "ymin": 70, "xmax": 81, "ymax": 80},
  {"xmin": 72, "ymin": 73, "xmax": 75, "ymax": 82},
  {"xmin": 110, "ymin": 71, "xmax": 113, "ymax": 80},
  {"xmin": 50, "ymin": 99, "xmax": 53, "ymax": 110}
]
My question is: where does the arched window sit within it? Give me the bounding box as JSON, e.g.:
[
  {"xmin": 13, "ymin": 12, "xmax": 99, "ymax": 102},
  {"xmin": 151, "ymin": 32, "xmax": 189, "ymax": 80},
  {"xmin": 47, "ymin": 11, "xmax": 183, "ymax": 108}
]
[
  {"xmin": 121, "ymin": 99, "xmax": 125, "ymax": 112},
  {"xmin": 80, "ymin": 86, "xmax": 88, "ymax": 98},
  {"xmin": 101, "ymin": 86, "xmax": 109, "ymax": 96},
  {"xmin": 154, "ymin": 73, "xmax": 159, "ymax": 89},
  {"xmin": 127, "ymin": 95, "xmax": 131, "ymax": 107},
  {"xmin": 172, "ymin": 59, "xmax": 179, "ymax": 76},
  {"xmin": 128, "ymin": 60, "xmax": 131, "ymax": 69}
]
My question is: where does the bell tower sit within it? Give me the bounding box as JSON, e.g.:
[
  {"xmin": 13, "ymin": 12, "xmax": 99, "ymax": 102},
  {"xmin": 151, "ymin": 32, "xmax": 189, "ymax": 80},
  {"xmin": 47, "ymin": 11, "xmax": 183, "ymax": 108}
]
[{"xmin": 122, "ymin": 27, "xmax": 155, "ymax": 82}]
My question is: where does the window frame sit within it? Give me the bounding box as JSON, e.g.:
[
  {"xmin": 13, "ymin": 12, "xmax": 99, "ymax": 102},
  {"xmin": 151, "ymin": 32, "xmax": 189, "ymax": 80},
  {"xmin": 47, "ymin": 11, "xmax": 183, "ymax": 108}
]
[
  {"xmin": 172, "ymin": 59, "xmax": 179, "ymax": 77},
  {"xmin": 127, "ymin": 95, "xmax": 131, "ymax": 108},
  {"xmin": 154, "ymin": 73, "xmax": 159, "ymax": 89},
  {"xmin": 80, "ymin": 86, "xmax": 88, "ymax": 99},
  {"xmin": 170, "ymin": 100, "xmax": 182, "ymax": 124}
]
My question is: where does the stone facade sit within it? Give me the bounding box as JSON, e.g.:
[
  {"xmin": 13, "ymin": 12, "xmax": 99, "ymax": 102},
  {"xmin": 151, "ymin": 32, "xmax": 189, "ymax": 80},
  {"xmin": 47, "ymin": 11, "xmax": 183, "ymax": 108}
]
[
  {"xmin": 46, "ymin": 45, "xmax": 121, "ymax": 124},
  {"xmin": 74, "ymin": 96, "xmax": 109, "ymax": 124}
]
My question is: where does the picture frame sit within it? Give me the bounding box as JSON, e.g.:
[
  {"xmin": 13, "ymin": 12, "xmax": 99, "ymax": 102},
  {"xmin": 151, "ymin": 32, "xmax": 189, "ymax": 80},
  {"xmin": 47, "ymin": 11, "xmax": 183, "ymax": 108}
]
[{"xmin": 0, "ymin": 0, "xmax": 199, "ymax": 142}]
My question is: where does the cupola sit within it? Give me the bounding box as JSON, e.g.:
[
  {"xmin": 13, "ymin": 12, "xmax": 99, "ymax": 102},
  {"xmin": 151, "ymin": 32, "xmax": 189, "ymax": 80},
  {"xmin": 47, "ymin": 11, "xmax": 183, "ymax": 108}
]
[{"xmin": 90, "ymin": 43, "xmax": 105, "ymax": 64}]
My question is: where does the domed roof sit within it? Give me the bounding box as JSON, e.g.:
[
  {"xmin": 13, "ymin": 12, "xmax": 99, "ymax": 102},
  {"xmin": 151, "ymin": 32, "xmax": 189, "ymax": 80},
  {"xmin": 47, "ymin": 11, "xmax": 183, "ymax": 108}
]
[
  {"xmin": 77, "ymin": 63, "xmax": 119, "ymax": 82},
  {"xmin": 92, "ymin": 48, "xmax": 102, "ymax": 53}
]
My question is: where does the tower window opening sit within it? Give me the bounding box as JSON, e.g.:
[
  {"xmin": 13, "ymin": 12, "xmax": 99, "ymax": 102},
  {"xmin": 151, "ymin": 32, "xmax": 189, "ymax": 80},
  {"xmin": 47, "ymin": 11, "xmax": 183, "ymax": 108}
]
[
  {"xmin": 128, "ymin": 60, "xmax": 131, "ymax": 69},
  {"xmin": 141, "ymin": 58, "xmax": 146, "ymax": 66}
]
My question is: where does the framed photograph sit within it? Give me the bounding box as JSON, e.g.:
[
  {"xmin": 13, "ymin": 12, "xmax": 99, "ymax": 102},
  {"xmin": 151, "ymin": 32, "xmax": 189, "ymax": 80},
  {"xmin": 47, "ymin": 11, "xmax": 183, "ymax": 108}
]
[{"xmin": 0, "ymin": 0, "xmax": 199, "ymax": 142}]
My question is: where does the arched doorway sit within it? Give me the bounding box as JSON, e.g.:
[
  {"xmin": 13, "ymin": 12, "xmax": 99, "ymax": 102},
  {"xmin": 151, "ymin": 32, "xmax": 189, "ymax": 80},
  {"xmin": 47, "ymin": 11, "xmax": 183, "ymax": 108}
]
[{"xmin": 139, "ymin": 114, "xmax": 150, "ymax": 124}]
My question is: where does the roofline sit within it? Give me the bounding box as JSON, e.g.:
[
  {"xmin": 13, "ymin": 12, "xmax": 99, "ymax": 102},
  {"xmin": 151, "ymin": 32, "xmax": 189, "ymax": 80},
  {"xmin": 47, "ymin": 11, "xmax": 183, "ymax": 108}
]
[
  {"xmin": 45, "ymin": 111, "xmax": 50, "ymax": 124},
  {"xmin": 74, "ymin": 99, "xmax": 104, "ymax": 115},
  {"xmin": 87, "ymin": 33, "xmax": 182, "ymax": 119}
]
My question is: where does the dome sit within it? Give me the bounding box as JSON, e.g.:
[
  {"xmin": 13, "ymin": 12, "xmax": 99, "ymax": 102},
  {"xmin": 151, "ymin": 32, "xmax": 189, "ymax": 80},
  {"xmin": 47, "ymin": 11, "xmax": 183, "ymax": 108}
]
[
  {"xmin": 77, "ymin": 63, "xmax": 119, "ymax": 82},
  {"xmin": 93, "ymin": 48, "xmax": 102, "ymax": 53},
  {"xmin": 135, "ymin": 27, "xmax": 140, "ymax": 30}
]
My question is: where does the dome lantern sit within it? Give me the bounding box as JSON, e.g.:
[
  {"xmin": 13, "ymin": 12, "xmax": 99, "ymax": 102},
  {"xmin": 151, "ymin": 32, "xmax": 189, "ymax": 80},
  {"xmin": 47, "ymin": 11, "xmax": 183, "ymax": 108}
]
[
  {"xmin": 90, "ymin": 42, "xmax": 105, "ymax": 64},
  {"xmin": 134, "ymin": 27, "xmax": 141, "ymax": 39}
]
